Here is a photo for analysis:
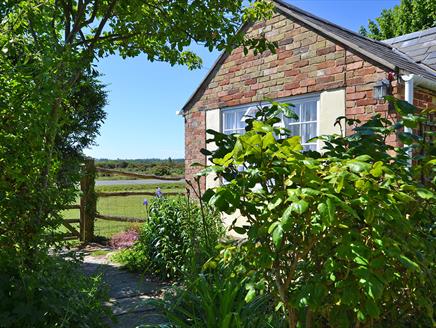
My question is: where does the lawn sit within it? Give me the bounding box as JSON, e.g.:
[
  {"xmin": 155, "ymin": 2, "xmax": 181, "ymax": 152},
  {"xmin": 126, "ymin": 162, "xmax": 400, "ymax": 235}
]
[{"xmin": 60, "ymin": 181, "xmax": 186, "ymax": 238}]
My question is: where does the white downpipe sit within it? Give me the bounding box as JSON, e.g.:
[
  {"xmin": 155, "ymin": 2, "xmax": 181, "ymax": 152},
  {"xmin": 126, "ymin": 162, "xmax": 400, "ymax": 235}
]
[{"xmin": 402, "ymin": 74, "xmax": 414, "ymax": 166}]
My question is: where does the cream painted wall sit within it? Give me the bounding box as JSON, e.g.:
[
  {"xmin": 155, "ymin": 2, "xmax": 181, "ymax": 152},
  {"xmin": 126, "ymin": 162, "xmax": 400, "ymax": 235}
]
[{"xmin": 319, "ymin": 89, "xmax": 346, "ymax": 137}]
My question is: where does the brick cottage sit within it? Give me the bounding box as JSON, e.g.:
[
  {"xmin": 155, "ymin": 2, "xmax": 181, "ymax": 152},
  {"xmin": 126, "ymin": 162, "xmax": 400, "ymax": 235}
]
[{"xmin": 180, "ymin": 0, "xmax": 436, "ymax": 229}]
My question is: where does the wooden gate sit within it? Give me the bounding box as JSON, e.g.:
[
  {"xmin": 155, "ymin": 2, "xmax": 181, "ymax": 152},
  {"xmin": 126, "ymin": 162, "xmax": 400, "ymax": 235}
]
[
  {"xmin": 61, "ymin": 158, "xmax": 96, "ymax": 242},
  {"xmin": 62, "ymin": 158, "xmax": 185, "ymax": 242}
]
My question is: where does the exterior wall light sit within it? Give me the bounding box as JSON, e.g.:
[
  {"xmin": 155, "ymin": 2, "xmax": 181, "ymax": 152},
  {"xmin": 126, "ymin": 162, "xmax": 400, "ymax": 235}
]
[{"xmin": 373, "ymin": 79, "xmax": 391, "ymax": 100}]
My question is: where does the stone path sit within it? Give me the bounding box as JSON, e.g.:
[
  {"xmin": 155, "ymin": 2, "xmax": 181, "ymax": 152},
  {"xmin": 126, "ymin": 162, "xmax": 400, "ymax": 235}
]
[{"xmin": 79, "ymin": 245, "xmax": 169, "ymax": 328}]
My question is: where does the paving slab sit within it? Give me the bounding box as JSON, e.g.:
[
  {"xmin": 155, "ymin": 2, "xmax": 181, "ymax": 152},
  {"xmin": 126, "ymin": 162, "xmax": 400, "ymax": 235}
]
[{"xmin": 79, "ymin": 246, "xmax": 169, "ymax": 328}]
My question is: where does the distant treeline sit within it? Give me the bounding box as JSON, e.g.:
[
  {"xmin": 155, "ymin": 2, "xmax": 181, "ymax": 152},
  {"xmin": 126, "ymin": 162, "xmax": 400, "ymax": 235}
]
[{"xmin": 95, "ymin": 158, "xmax": 184, "ymax": 177}]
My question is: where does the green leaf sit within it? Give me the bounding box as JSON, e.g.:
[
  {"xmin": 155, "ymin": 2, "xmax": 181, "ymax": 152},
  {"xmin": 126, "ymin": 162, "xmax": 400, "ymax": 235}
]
[
  {"xmin": 280, "ymin": 206, "xmax": 293, "ymax": 230},
  {"xmin": 233, "ymin": 226, "xmax": 246, "ymax": 235},
  {"xmin": 347, "ymin": 160, "xmax": 371, "ymax": 173},
  {"xmin": 370, "ymin": 161, "xmax": 384, "ymax": 178},
  {"xmin": 399, "ymin": 255, "xmax": 420, "ymax": 271},
  {"xmin": 245, "ymin": 288, "xmax": 256, "ymax": 303},
  {"xmin": 268, "ymin": 221, "xmax": 279, "ymax": 234},
  {"xmin": 365, "ymin": 299, "xmax": 380, "ymax": 318},
  {"xmin": 416, "ymin": 188, "xmax": 434, "ymax": 200},
  {"xmin": 290, "ymin": 199, "xmax": 309, "ymax": 215},
  {"xmin": 272, "ymin": 224, "xmax": 284, "ymax": 247}
]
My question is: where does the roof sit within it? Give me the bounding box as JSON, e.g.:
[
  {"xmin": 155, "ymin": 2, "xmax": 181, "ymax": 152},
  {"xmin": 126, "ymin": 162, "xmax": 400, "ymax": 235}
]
[
  {"xmin": 181, "ymin": 0, "xmax": 436, "ymax": 113},
  {"xmin": 383, "ymin": 27, "xmax": 436, "ymax": 71}
]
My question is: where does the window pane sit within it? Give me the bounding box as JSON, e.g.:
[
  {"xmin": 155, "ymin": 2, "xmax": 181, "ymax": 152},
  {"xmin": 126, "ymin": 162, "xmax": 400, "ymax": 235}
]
[
  {"xmin": 224, "ymin": 112, "xmax": 234, "ymax": 131},
  {"xmin": 288, "ymin": 124, "xmax": 300, "ymax": 137},
  {"xmin": 301, "ymin": 123, "xmax": 317, "ymax": 143},
  {"xmin": 236, "ymin": 110, "xmax": 246, "ymax": 129},
  {"xmin": 302, "ymin": 102, "xmax": 317, "ymax": 122}
]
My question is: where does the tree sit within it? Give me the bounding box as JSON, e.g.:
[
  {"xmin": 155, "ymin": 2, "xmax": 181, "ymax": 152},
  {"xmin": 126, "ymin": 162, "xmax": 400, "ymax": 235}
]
[
  {"xmin": 359, "ymin": 0, "xmax": 436, "ymax": 40},
  {"xmin": 0, "ymin": 0, "xmax": 275, "ymax": 258}
]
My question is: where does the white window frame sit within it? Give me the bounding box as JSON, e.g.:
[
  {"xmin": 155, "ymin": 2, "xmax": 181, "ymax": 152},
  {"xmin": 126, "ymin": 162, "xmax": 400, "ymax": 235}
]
[{"xmin": 221, "ymin": 94, "xmax": 321, "ymax": 151}]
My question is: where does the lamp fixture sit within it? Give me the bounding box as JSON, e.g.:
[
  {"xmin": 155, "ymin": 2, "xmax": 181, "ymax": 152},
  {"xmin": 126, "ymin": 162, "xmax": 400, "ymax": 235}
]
[{"xmin": 373, "ymin": 79, "xmax": 391, "ymax": 100}]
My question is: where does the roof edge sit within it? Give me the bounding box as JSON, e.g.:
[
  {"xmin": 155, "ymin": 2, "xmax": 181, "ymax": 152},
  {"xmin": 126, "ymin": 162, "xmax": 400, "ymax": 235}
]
[{"xmin": 181, "ymin": 0, "xmax": 435, "ymax": 113}]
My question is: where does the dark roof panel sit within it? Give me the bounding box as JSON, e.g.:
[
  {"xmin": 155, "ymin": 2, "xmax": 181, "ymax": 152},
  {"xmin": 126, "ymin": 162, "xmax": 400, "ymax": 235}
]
[{"xmin": 383, "ymin": 27, "xmax": 436, "ymax": 71}]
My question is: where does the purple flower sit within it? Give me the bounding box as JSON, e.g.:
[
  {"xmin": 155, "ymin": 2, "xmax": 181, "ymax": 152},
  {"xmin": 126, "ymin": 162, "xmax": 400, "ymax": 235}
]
[
  {"xmin": 156, "ymin": 187, "xmax": 163, "ymax": 198},
  {"xmin": 143, "ymin": 198, "xmax": 149, "ymax": 206}
]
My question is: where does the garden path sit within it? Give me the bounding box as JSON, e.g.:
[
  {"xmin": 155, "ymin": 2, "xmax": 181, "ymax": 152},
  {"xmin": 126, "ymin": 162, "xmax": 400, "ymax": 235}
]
[{"xmin": 79, "ymin": 245, "xmax": 168, "ymax": 328}]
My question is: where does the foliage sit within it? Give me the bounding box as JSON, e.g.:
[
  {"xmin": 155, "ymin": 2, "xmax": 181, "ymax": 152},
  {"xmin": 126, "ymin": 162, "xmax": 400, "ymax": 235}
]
[
  {"xmin": 359, "ymin": 0, "xmax": 436, "ymax": 40},
  {"xmin": 113, "ymin": 196, "xmax": 224, "ymax": 279},
  {"xmin": 96, "ymin": 158, "xmax": 185, "ymax": 177},
  {"xmin": 0, "ymin": 0, "xmax": 274, "ymax": 262},
  {"xmin": 202, "ymin": 100, "xmax": 435, "ymax": 327},
  {"xmin": 0, "ymin": 253, "xmax": 110, "ymax": 328},
  {"xmin": 157, "ymin": 244, "xmax": 286, "ymax": 328}
]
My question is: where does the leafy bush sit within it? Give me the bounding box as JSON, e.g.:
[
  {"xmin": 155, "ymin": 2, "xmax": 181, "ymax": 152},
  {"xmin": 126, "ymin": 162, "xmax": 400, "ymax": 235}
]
[
  {"xmin": 203, "ymin": 99, "xmax": 435, "ymax": 327},
  {"xmin": 113, "ymin": 196, "xmax": 224, "ymax": 279},
  {"xmin": 157, "ymin": 244, "xmax": 286, "ymax": 328},
  {"xmin": 0, "ymin": 253, "xmax": 110, "ymax": 328}
]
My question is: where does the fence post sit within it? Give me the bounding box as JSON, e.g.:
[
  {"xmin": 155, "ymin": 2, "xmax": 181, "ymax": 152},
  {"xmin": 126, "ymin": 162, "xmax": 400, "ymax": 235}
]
[{"xmin": 80, "ymin": 158, "xmax": 96, "ymax": 242}]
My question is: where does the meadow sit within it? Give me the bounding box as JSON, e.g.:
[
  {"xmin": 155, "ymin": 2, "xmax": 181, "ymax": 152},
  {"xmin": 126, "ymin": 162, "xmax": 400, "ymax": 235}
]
[{"xmin": 61, "ymin": 181, "xmax": 186, "ymax": 238}]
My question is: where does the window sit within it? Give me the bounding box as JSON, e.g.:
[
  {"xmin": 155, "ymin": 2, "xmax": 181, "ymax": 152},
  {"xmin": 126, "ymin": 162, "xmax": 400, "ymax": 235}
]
[
  {"xmin": 222, "ymin": 107, "xmax": 249, "ymax": 135},
  {"xmin": 221, "ymin": 96, "xmax": 319, "ymax": 151}
]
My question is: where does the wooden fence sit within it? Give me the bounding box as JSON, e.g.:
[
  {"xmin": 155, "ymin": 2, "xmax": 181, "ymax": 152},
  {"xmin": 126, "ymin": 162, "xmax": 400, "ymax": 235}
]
[{"xmin": 64, "ymin": 159, "xmax": 185, "ymax": 242}]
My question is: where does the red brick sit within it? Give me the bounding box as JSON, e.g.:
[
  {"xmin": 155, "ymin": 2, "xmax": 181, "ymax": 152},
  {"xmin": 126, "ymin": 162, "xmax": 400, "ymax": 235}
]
[{"xmin": 316, "ymin": 45, "xmax": 336, "ymax": 56}]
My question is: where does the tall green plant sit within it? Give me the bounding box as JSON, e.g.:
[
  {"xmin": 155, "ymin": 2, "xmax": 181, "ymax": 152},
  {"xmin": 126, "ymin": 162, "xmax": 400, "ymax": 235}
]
[
  {"xmin": 113, "ymin": 196, "xmax": 224, "ymax": 279},
  {"xmin": 201, "ymin": 100, "xmax": 435, "ymax": 327}
]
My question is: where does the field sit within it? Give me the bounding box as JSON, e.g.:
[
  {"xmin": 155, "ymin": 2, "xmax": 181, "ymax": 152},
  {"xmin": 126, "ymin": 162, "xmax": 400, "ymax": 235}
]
[{"xmin": 61, "ymin": 181, "xmax": 186, "ymax": 238}]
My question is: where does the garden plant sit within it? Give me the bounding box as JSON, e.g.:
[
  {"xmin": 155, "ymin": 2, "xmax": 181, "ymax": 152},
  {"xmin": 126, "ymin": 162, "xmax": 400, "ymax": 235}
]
[
  {"xmin": 0, "ymin": 1, "xmax": 274, "ymax": 325},
  {"xmin": 198, "ymin": 98, "xmax": 435, "ymax": 327}
]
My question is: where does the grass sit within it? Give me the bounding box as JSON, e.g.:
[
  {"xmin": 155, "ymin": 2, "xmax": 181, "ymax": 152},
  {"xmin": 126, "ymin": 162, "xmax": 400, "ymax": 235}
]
[
  {"xmin": 60, "ymin": 181, "xmax": 185, "ymax": 239},
  {"xmin": 95, "ymin": 182, "xmax": 186, "ymax": 193}
]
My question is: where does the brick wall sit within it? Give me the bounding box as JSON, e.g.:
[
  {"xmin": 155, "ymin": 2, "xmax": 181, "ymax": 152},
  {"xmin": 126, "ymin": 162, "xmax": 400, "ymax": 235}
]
[
  {"xmin": 184, "ymin": 110, "xmax": 206, "ymax": 190},
  {"xmin": 184, "ymin": 12, "xmax": 433, "ymax": 183},
  {"xmin": 414, "ymin": 87, "xmax": 436, "ymax": 110}
]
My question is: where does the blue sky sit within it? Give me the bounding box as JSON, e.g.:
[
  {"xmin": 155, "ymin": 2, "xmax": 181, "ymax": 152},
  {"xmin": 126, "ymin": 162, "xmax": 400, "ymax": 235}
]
[{"xmin": 86, "ymin": 0, "xmax": 399, "ymax": 160}]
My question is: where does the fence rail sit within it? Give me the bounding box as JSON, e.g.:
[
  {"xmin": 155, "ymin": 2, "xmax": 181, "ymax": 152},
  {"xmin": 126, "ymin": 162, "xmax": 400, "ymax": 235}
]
[
  {"xmin": 63, "ymin": 162, "xmax": 186, "ymax": 242},
  {"xmin": 95, "ymin": 214, "xmax": 147, "ymax": 223}
]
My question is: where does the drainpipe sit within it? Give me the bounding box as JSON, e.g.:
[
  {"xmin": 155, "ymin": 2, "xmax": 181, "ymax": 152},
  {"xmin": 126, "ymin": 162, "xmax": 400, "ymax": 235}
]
[{"xmin": 402, "ymin": 74, "xmax": 414, "ymax": 166}]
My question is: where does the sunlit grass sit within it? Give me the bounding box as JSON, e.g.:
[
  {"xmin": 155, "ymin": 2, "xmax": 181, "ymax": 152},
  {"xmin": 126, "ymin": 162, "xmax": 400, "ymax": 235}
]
[{"xmin": 60, "ymin": 181, "xmax": 185, "ymax": 238}]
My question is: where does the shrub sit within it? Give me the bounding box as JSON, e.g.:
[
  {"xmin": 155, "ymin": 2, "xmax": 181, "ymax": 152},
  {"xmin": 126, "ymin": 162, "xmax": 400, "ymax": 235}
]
[
  {"xmin": 113, "ymin": 196, "xmax": 224, "ymax": 279},
  {"xmin": 203, "ymin": 99, "xmax": 435, "ymax": 327},
  {"xmin": 157, "ymin": 244, "xmax": 286, "ymax": 328},
  {"xmin": 0, "ymin": 252, "xmax": 110, "ymax": 328}
]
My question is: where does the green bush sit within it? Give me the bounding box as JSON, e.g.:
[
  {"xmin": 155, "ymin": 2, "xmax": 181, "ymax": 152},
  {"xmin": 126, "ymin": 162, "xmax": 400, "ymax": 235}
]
[
  {"xmin": 203, "ymin": 99, "xmax": 435, "ymax": 327},
  {"xmin": 0, "ymin": 252, "xmax": 110, "ymax": 328},
  {"xmin": 113, "ymin": 196, "xmax": 224, "ymax": 279},
  {"xmin": 157, "ymin": 244, "xmax": 286, "ymax": 328}
]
